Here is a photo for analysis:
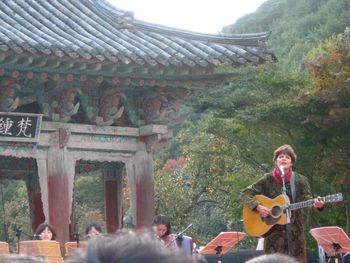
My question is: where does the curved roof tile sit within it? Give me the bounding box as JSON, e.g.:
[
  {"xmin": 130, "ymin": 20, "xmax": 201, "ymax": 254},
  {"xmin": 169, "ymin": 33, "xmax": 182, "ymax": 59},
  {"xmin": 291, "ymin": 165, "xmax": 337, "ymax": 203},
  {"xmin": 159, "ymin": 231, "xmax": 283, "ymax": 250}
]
[{"xmin": 0, "ymin": 0, "xmax": 276, "ymax": 70}]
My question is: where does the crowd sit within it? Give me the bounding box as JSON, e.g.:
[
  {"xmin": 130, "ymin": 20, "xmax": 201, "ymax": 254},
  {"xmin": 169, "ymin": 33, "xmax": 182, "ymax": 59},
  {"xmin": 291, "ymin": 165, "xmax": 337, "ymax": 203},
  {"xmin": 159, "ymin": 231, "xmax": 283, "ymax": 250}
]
[{"xmin": 0, "ymin": 227, "xmax": 302, "ymax": 263}]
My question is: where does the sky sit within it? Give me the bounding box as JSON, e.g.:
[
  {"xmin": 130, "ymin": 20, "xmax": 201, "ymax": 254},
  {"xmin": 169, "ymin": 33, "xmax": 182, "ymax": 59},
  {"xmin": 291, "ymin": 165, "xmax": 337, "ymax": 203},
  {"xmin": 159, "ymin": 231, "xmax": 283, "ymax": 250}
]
[{"xmin": 107, "ymin": 0, "xmax": 267, "ymax": 34}]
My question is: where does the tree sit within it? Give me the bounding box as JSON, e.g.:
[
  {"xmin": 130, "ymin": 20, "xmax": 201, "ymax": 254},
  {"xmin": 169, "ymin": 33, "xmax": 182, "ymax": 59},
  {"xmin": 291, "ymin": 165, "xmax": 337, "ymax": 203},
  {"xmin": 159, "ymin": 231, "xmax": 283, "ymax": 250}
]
[
  {"xmin": 0, "ymin": 181, "xmax": 30, "ymax": 252},
  {"xmin": 302, "ymin": 28, "xmax": 350, "ymax": 233}
]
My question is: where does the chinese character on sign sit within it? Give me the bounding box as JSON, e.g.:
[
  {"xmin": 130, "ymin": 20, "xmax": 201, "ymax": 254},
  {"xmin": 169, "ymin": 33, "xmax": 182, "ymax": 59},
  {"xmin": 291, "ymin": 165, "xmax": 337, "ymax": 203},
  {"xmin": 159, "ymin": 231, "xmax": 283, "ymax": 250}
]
[
  {"xmin": 0, "ymin": 117, "xmax": 14, "ymax": 135},
  {"xmin": 16, "ymin": 117, "xmax": 32, "ymax": 138}
]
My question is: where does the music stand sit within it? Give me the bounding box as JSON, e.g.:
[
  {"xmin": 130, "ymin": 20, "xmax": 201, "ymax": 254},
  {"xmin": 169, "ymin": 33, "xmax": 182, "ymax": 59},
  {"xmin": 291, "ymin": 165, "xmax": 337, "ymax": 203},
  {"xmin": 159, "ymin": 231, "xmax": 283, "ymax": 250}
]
[
  {"xmin": 18, "ymin": 241, "xmax": 63, "ymax": 263},
  {"xmin": 64, "ymin": 241, "xmax": 88, "ymax": 257},
  {"xmin": 199, "ymin": 232, "xmax": 246, "ymax": 263},
  {"xmin": 0, "ymin": 241, "xmax": 10, "ymax": 255},
  {"xmin": 310, "ymin": 227, "xmax": 350, "ymax": 263}
]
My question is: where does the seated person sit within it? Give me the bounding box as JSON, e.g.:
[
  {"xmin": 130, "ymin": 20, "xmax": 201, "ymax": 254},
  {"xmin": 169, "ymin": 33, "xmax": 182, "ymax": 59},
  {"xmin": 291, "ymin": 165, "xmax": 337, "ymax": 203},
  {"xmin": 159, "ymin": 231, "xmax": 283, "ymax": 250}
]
[
  {"xmin": 153, "ymin": 215, "xmax": 177, "ymax": 249},
  {"xmin": 34, "ymin": 222, "xmax": 56, "ymax": 241},
  {"xmin": 85, "ymin": 223, "xmax": 102, "ymax": 238}
]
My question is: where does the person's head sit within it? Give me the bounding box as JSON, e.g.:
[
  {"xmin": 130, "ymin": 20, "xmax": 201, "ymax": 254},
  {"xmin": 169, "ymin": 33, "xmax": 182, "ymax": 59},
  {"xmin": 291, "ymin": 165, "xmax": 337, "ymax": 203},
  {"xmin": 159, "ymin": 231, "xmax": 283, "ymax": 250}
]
[
  {"xmin": 273, "ymin": 144, "xmax": 297, "ymax": 171},
  {"xmin": 245, "ymin": 253, "xmax": 299, "ymax": 263},
  {"xmin": 65, "ymin": 230, "xmax": 200, "ymax": 263},
  {"xmin": 0, "ymin": 254, "xmax": 45, "ymax": 263},
  {"xmin": 153, "ymin": 215, "xmax": 171, "ymax": 238},
  {"xmin": 34, "ymin": 222, "xmax": 56, "ymax": 241},
  {"xmin": 85, "ymin": 223, "xmax": 102, "ymax": 237}
]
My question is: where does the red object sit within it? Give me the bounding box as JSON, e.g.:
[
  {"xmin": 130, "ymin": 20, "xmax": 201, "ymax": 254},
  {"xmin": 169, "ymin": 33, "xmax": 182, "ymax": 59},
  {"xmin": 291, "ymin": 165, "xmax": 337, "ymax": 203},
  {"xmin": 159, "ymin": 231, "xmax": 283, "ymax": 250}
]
[
  {"xmin": 33, "ymin": 193, "xmax": 45, "ymax": 230},
  {"xmin": 310, "ymin": 226, "xmax": 350, "ymax": 254},
  {"xmin": 199, "ymin": 232, "xmax": 246, "ymax": 255},
  {"xmin": 48, "ymin": 175, "xmax": 70, "ymax": 245},
  {"xmin": 272, "ymin": 166, "xmax": 292, "ymax": 185},
  {"xmin": 105, "ymin": 179, "xmax": 120, "ymax": 233}
]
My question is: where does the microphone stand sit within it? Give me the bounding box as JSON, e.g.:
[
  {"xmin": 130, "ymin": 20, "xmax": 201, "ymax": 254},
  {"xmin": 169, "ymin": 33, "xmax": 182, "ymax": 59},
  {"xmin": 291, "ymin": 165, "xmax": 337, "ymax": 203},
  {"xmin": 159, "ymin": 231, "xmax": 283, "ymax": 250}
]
[
  {"xmin": 74, "ymin": 233, "xmax": 81, "ymax": 248},
  {"xmin": 166, "ymin": 223, "xmax": 193, "ymax": 248},
  {"xmin": 14, "ymin": 227, "xmax": 33, "ymax": 254},
  {"xmin": 280, "ymin": 169, "xmax": 293, "ymax": 256},
  {"xmin": 15, "ymin": 227, "xmax": 22, "ymax": 254}
]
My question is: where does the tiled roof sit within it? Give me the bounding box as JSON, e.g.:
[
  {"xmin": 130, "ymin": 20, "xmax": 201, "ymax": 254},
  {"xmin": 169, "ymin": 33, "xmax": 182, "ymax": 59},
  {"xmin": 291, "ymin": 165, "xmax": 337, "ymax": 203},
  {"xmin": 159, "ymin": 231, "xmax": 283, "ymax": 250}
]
[{"xmin": 0, "ymin": 0, "xmax": 276, "ymax": 71}]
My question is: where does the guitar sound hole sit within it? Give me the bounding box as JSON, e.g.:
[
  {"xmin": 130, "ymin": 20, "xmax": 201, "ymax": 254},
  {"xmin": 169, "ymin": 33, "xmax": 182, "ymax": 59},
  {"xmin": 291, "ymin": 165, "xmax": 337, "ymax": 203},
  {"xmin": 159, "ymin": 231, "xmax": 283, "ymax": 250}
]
[{"xmin": 270, "ymin": 205, "xmax": 282, "ymax": 218}]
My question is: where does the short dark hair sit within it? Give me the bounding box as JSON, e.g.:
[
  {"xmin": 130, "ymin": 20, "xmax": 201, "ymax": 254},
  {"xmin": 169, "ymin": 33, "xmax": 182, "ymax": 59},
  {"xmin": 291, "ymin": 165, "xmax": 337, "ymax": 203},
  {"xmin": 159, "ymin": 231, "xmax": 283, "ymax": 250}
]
[
  {"xmin": 65, "ymin": 230, "xmax": 200, "ymax": 263},
  {"xmin": 153, "ymin": 215, "xmax": 172, "ymax": 235},
  {"xmin": 273, "ymin": 144, "xmax": 297, "ymax": 164},
  {"xmin": 246, "ymin": 253, "xmax": 299, "ymax": 263},
  {"xmin": 34, "ymin": 222, "xmax": 56, "ymax": 240},
  {"xmin": 85, "ymin": 223, "xmax": 102, "ymax": 235}
]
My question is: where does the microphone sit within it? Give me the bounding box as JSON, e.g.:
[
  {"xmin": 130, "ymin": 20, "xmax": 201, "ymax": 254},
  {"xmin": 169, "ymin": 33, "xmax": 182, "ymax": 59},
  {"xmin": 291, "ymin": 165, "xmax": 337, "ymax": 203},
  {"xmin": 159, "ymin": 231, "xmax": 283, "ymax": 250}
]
[
  {"xmin": 74, "ymin": 233, "xmax": 81, "ymax": 241},
  {"xmin": 32, "ymin": 234, "xmax": 41, "ymax": 240},
  {"xmin": 84, "ymin": 234, "xmax": 91, "ymax": 239},
  {"xmin": 279, "ymin": 165, "xmax": 285, "ymax": 177},
  {"xmin": 14, "ymin": 226, "xmax": 22, "ymax": 238}
]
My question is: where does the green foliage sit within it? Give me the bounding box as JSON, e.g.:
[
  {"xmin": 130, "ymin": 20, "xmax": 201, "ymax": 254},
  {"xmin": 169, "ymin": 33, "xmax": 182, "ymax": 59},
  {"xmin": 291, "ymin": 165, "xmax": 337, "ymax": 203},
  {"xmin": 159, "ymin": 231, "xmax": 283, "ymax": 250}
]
[
  {"xmin": 0, "ymin": 180, "xmax": 30, "ymax": 252},
  {"xmin": 301, "ymin": 28, "xmax": 350, "ymax": 234},
  {"xmin": 191, "ymin": 204, "xmax": 228, "ymax": 245},
  {"xmin": 75, "ymin": 204, "xmax": 105, "ymax": 235},
  {"xmin": 75, "ymin": 174, "xmax": 105, "ymax": 213},
  {"xmin": 74, "ymin": 174, "xmax": 105, "ymax": 233},
  {"xmin": 154, "ymin": 150, "xmax": 228, "ymax": 245},
  {"xmin": 223, "ymin": 0, "xmax": 350, "ymax": 70}
]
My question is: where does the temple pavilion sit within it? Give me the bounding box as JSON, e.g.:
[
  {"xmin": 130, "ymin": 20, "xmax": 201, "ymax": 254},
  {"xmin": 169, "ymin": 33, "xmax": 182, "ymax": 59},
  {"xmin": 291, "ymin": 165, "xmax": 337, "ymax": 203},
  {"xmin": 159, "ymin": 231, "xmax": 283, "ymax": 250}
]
[{"xmin": 0, "ymin": 0, "xmax": 276, "ymax": 246}]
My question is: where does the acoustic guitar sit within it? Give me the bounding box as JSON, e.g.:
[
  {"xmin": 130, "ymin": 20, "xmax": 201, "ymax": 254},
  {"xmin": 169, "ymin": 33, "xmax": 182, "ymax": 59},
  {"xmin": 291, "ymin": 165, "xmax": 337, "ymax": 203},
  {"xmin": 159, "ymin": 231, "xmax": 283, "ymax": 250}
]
[{"xmin": 243, "ymin": 193, "xmax": 343, "ymax": 237}]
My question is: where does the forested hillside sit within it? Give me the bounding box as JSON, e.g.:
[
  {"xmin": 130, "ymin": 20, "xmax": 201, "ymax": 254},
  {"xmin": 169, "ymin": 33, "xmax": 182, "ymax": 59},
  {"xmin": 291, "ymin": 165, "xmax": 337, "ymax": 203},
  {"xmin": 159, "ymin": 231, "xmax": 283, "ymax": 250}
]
[{"xmin": 223, "ymin": 0, "xmax": 350, "ymax": 70}]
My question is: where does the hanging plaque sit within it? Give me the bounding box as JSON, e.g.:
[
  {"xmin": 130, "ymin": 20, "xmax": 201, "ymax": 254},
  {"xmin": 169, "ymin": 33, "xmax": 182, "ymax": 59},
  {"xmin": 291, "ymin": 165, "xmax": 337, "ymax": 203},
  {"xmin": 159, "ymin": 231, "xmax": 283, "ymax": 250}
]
[{"xmin": 0, "ymin": 112, "xmax": 42, "ymax": 142}]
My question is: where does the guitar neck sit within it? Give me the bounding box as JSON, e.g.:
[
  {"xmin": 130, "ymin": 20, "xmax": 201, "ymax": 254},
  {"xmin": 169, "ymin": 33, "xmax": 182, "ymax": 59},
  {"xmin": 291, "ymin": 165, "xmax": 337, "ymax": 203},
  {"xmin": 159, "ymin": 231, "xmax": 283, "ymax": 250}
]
[
  {"xmin": 290, "ymin": 199, "xmax": 315, "ymax": 210},
  {"xmin": 289, "ymin": 193, "xmax": 342, "ymax": 211}
]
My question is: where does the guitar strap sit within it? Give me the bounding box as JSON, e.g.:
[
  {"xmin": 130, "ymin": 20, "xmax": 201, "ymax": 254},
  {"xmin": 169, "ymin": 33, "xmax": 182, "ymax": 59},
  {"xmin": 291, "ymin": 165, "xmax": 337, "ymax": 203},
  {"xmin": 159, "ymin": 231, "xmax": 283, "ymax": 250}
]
[{"xmin": 290, "ymin": 172, "xmax": 296, "ymax": 203}]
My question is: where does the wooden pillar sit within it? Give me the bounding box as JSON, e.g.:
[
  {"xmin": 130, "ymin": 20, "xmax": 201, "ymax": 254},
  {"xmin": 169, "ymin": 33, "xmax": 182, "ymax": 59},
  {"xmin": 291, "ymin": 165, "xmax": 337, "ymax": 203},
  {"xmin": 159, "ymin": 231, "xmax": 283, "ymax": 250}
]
[
  {"xmin": 46, "ymin": 129, "xmax": 74, "ymax": 246},
  {"xmin": 47, "ymin": 174, "xmax": 69, "ymax": 243},
  {"xmin": 104, "ymin": 166, "xmax": 123, "ymax": 233},
  {"xmin": 134, "ymin": 150, "xmax": 155, "ymax": 228}
]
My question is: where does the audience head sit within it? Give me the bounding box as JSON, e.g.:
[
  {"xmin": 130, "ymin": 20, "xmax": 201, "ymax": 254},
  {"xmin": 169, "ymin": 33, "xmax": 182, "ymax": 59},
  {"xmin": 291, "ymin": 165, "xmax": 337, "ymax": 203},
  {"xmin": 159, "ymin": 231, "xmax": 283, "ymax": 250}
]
[
  {"xmin": 153, "ymin": 215, "xmax": 172, "ymax": 238},
  {"xmin": 65, "ymin": 229, "xmax": 201, "ymax": 263},
  {"xmin": 245, "ymin": 253, "xmax": 299, "ymax": 263},
  {"xmin": 34, "ymin": 222, "xmax": 56, "ymax": 241},
  {"xmin": 0, "ymin": 254, "xmax": 45, "ymax": 263},
  {"xmin": 85, "ymin": 223, "xmax": 102, "ymax": 238}
]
